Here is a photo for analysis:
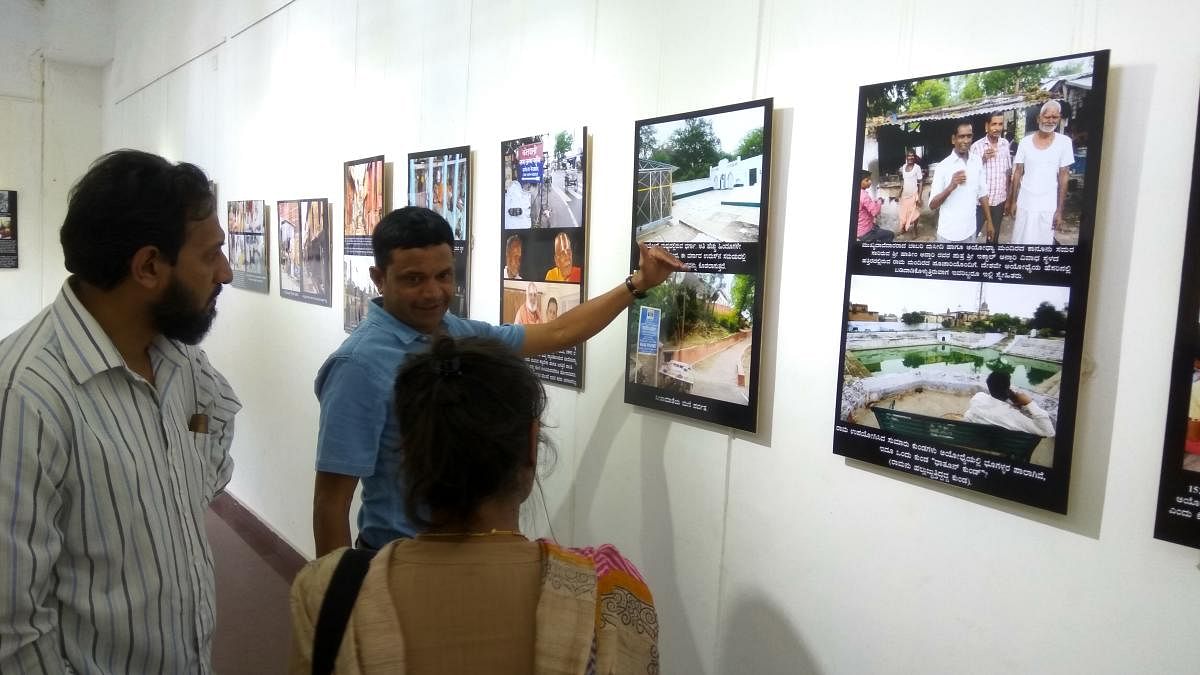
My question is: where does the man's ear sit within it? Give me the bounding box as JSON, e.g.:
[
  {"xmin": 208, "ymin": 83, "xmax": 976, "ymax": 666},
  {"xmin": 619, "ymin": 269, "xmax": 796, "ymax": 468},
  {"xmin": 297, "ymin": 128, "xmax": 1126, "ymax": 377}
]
[
  {"xmin": 369, "ymin": 265, "xmax": 384, "ymax": 292},
  {"xmin": 129, "ymin": 245, "xmax": 169, "ymax": 290}
]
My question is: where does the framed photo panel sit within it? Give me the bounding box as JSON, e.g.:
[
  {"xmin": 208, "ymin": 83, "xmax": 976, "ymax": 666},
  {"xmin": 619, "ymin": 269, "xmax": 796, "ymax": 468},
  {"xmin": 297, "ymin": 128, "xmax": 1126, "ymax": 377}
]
[
  {"xmin": 1155, "ymin": 94, "xmax": 1200, "ymax": 549},
  {"xmin": 344, "ymin": 155, "xmax": 386, "ymax": 331},
  {"xmin": 227, "ymin": 199, "xmax": 269, "ymax": 292},
  {"xmin": 500, "ymin": 128, "xmax": 588, "ymax": 388},
  {"xmin": 833, "ymin": 50, "xmax": 1110, "ymax": 512},
  {"xmin": 278, "ymin": 197, "xmax": 331, "ymax": 307},
  {"xmin": 623, "ymin": 98, "xmax": 773, "ymax": 432},
  {"xmin": 0, "ymin": 190, "xmax": 15, "ymax": 268},
  {"xmin": 409, "ymin": 146, "xmax": 470, "ymax": 317}
]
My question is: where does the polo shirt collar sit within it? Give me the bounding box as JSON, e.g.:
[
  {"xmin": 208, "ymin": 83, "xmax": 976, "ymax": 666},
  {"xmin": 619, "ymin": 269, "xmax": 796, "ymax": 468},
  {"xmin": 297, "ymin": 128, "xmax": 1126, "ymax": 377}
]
[
  {"xmin": 52, "ymin": 279, "xmax": 127, "ymax": 384},
  {"xmin": 366, "ymin": 297, "xmax": 444, "ymax": 345}
]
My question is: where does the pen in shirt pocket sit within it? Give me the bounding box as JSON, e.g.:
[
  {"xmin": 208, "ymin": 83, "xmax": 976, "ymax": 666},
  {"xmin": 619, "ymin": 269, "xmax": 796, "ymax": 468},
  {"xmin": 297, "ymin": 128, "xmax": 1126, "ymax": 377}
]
[{"xmin": 188, "ymin": 413, "xmax": 210, "ymax": 434}]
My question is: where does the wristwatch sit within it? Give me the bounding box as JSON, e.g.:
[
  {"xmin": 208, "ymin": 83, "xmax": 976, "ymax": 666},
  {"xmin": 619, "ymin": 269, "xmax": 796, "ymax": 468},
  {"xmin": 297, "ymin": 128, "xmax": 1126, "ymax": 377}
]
[{"xmin": 624, "ymin": 274, "xmax": 647, "ymax": 299}]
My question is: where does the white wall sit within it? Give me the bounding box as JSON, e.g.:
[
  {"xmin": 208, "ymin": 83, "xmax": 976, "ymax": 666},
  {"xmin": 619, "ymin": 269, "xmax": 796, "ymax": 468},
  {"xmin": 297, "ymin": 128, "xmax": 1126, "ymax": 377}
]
[
  {"xmin": 0, "ymin": 0, "xmax": 105, "ymax": 335},
  {"xmin": 47, "ymin": 0, "xmax": 1196, "ymax": 672}
]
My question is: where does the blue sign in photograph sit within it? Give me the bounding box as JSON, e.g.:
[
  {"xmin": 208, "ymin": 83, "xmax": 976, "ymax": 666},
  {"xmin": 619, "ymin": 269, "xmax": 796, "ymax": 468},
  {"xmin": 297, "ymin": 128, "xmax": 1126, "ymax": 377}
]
[
  {"xmin": 519, "ymin": 159, "xmax": 543, "ymax": 183},
  {"xmin": 637, "ymin": 306, "xmax": 661, "ymax": 355}
]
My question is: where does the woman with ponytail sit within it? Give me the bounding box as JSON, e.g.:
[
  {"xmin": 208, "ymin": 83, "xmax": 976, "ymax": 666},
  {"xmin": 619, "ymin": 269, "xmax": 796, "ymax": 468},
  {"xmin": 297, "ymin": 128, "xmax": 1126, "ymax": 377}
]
[{"xmin": 290, "ymin": 336, "xmax": 659, "ymax": 674}]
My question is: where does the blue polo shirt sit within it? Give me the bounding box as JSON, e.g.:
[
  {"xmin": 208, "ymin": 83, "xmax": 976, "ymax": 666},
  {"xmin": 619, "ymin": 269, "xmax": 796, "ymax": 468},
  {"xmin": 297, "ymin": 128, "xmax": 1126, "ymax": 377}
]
[{"xmin": 314, "ymin": 298, "xmax": 525, "ymax": 546}]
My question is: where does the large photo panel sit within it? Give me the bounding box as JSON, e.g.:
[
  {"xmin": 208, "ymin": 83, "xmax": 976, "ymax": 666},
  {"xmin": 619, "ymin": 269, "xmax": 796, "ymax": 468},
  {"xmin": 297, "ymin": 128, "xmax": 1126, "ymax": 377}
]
[
  {"xmin": 835, "ymin": 51, "xmax": 1110, "ymax": 512},
  {"xmin": 1155, "ymin": 94, "xmax": 1200, "ymax": 549},
  {"xmin": 500, "ymin": 128, "xmax": 588, "ymax": 389},
  {"xmin": 409, "ymin": 146, "xmax": 470, "ymax": 317},
  {"xmin": 344, "ymin": 155, "xmax": 386, "ymax": 331},
  {"xmin": 624, "ymin": 98, "xmax": 773, "ymax": 432}
]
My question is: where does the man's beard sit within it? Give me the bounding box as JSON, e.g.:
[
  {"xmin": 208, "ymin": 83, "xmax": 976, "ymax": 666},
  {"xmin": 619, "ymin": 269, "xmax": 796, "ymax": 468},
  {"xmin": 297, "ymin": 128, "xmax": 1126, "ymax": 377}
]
[
  {"xmin": 1039, "ymin": 122, "xmax": 1057, "ymax": 133},
  {"xmin": 153, "ymin": 277, "xmax": 219, "ymax": 345}
]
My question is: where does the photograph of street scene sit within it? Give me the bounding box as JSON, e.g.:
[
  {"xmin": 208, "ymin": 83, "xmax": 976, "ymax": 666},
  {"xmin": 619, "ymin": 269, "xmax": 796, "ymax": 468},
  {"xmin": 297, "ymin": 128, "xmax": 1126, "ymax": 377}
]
[
  {"xmin": 277, "ymin": 198, "xmax": 330, "ymax": 306},
  {"xmin": 635, "ymin": 102, "xmax": 768, "ymax": 244},
  {"xmin": 501, "ymin": 129, "xmax": 585, "ymax": 230},
  {"xmin": 855, "ymin": 52, "xmax": 1104, "ymax": 246},
  {"xmin": 840, "ymin": 275, "xmax": 1070, "ymax": 467},
  {"xmin": 344, "ymin": 156, "xmax": 384, "ymax": 237},
  {"xmin": 227, "ymin": 199, "xmax": 268, "ymax": 292},
  {"xmin": 409, "ymin": 147, "xmax": 469, "ymax": 240},
  {"xmin": 627, "ymin": 271, "xmax": 756, "ymax": 407},
  {"xmin": 343, "ymin": 256, "xmax": 374, "ymax": 330}
]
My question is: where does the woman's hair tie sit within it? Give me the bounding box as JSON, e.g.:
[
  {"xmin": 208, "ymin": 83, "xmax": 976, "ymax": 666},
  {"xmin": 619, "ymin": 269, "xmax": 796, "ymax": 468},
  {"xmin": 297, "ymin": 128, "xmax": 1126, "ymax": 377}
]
[{"xmin": 437, "ymin": 356, "xmax": 462, "ymax": 376}]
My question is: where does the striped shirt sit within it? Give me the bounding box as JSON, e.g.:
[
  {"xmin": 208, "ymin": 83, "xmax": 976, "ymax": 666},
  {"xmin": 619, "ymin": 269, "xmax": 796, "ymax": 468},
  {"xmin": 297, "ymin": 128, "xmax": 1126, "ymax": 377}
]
[
  {"xmin": 0, "ymin": 280, "xmax": 240, "ymax": 673},
  {"xmin": 969, "ymin": 135, "xmax": 1012, "ymax": 206}
]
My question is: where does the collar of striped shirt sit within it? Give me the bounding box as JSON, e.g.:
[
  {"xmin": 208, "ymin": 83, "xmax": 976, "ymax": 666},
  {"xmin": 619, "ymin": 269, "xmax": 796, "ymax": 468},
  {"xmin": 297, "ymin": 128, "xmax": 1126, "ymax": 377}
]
[{"xmin": 54, "ymin": 280, "xmax": 193, "ymax": 387}]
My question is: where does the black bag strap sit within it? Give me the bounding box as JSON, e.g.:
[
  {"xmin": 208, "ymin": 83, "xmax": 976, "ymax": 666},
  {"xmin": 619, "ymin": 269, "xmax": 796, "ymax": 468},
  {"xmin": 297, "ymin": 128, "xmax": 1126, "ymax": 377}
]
[{"xmin": 312, "ymin": 547, "xmax": 377, "ymax": 675}]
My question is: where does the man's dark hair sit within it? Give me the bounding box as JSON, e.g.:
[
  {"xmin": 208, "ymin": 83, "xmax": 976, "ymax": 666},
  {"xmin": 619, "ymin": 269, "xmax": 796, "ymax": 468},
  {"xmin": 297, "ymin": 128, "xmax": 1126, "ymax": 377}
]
[
  {"xmin": 954, "ymin": 122, "xmax": 974, "ymax": 137},
  {"xmin": 986, "ymin": 370, "xmax": 1012, "ymax": 400},
  {"xmin": 61, "ymin": 150, "xmax": 214, "ymax": 290},
  {"xmin": 988, "ymin": 113, "xmax": 1006, "ymax": 124},
  {"xmin": 372, "ymin": 206, "xmax": 454, "ymax": 269},
  {"xmin": 858, "ymin": 169, "xmax": 871, "ymax": 182},
  {"xmin": 395, "ymin": 336, "xmax": 550, "ymax": 529}
]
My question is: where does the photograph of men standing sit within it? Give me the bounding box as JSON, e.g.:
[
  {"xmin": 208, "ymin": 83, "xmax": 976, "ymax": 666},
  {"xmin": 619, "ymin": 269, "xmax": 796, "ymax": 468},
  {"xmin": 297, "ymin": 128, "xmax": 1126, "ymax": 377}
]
[
  {"xmin": 930, "ymin": 122, "xmax": 992, "ymax": 243},
  {"xmin": 1008, "ymin": 100, "xmax": 1074, "ymax": 245},
  {"xmin": 971, "ymin": 113, "xmax": 1012, "ymax": 244}
]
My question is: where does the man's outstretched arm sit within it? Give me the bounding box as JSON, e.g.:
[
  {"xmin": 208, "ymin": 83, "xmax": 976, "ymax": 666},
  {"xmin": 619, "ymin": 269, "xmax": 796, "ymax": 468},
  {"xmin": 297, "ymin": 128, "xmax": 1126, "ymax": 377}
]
[{"xmin": 521, "ymin": 244, "xmax": 686, "ymax": 357}]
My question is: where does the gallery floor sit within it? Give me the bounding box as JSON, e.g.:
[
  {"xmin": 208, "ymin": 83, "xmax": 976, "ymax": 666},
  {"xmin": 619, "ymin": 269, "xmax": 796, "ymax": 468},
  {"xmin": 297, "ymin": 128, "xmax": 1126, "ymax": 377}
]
[{"xmin": 205, "ymin": 494, "xmax": 301, "ymax": 674}]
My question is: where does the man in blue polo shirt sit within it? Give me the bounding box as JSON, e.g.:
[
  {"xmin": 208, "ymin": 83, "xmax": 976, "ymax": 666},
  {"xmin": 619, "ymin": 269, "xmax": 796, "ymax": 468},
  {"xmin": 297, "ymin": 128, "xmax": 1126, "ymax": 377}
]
[{"xmin": 313, "ymin": 206, "xmax": 685, "ymax": 554}]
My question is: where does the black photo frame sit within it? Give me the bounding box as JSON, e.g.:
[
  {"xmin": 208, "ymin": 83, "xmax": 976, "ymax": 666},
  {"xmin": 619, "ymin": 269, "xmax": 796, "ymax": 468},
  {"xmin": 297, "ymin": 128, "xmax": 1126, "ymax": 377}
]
[
  {"xmin": 833, "ymin": 50, "xmax": 1111, "ymax": 513},
  {"xmin": 623, "ymin": 97, "xmax": 773, "ymax": 432}
]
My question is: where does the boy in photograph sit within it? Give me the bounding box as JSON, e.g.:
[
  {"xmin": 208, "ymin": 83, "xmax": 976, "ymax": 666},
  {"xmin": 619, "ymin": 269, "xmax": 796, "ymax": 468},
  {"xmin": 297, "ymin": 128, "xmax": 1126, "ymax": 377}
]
[{"xmin": 856, "ymin": 170, "xmax": 894, "ymax": 243}]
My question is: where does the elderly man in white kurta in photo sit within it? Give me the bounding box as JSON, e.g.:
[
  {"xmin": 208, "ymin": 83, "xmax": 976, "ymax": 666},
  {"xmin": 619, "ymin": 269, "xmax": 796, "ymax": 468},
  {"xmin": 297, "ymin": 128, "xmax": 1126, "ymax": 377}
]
[
  {"xmin": 930, "ymin": 122, "xmax": 992, "ymax": 243},
  {"xmin": 1008, "ymin": 100, "xmax": 1075, "ymax": 245}
]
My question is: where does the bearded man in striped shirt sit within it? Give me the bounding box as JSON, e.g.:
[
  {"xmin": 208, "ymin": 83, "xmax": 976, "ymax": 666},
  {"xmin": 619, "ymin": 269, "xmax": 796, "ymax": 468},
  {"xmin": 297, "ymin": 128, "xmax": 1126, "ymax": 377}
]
[{"xmin": 0, "ymin": 150, "xmax": 239, "ymax": 672}]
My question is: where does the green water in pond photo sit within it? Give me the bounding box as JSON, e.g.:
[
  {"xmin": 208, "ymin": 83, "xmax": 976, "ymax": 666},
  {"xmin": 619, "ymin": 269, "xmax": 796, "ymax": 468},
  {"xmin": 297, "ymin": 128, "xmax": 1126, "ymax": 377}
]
[{"xmin": 853, "ymin": 344, "xmax": 1059, "ymax": 388}]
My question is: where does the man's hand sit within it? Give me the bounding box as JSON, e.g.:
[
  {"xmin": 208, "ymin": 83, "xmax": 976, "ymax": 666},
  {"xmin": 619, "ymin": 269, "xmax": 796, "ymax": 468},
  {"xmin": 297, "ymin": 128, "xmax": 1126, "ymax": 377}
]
[
  {"xmin": 951, "ymin": 170, "xmax": 967, "ymax": 186},
  {"xmin": 1053, "ymin": 210, "xmax": 1063, "ymax": 232},
  {"xmin": 985, "ymin": 219, "xmax": 995, "ymax": 242},
  {"xmin": 1008, "ymin": 389, "xmax": 1033, "ymax": 407},
  {"xmin": 630, "ymin": 243, "xmax": 687, "ymax": 292}
]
